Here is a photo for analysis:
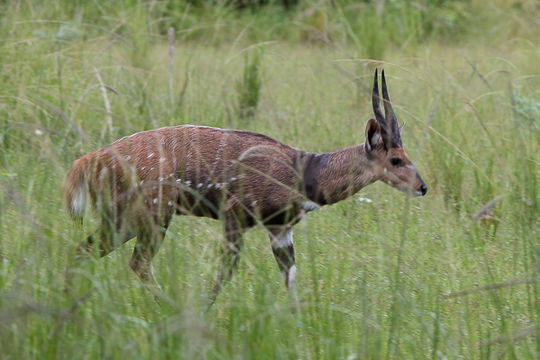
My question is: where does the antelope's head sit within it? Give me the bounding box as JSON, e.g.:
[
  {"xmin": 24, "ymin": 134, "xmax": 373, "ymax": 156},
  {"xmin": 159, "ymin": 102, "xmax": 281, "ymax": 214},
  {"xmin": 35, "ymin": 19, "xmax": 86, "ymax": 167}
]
[{"xmin": 364, "ymin": 69, "xmax": 427, "ymax": 197}]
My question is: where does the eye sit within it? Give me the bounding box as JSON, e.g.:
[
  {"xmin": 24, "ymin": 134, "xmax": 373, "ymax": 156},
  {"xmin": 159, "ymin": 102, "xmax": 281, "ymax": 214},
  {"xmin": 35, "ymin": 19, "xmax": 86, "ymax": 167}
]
[{"xmin": 390, "ymin": 157, "xmax": 402, "ymax": 167}]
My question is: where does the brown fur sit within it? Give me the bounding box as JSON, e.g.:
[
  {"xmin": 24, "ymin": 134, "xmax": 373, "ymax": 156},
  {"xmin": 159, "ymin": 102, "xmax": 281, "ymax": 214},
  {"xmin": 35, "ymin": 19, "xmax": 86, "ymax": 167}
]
[{"xmin": 65, "ymin": 126, "xmax": 304, "ymax": 226}]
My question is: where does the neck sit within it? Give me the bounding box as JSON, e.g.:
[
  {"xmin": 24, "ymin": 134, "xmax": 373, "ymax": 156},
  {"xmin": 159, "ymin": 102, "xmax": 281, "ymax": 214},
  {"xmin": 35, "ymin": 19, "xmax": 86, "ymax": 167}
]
[{"xmin": 302, "ymin": 144, "xmax": 378, "ymax": 205}]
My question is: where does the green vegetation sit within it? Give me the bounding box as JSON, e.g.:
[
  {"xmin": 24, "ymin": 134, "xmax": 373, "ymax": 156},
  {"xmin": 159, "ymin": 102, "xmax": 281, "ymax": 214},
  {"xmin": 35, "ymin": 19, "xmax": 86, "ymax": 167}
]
[
  {"xmin": 0, "ymin": 0, "xmax": 538, "ymax": 358},
  {"xmin": 236, "ymin": 50, "xmax": 262, "ymax": 120}
]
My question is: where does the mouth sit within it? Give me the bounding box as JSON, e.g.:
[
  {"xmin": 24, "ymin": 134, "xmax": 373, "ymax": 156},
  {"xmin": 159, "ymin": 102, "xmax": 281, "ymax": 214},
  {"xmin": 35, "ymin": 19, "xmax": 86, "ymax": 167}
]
[
  {"xmin": 409, "ymin": 183, "xmax": 428, "ymax": 197},
  {"xmin": 406, "ymin": 189, "xmax": 424, "ymax": 197},
  {"xmin": 385, "ymin": 180, "xmax": 427, "ymax": 197},
  {"xmin": 396, "ymin": 187, "xmax": 425, "ymax": 197}
]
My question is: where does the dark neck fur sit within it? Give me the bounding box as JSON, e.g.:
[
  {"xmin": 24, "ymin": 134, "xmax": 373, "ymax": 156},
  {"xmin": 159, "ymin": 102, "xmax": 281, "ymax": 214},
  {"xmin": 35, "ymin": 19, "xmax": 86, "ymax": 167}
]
[{"xmin": 298, "ymin": 144, "xmax": 378, "ymax": 205}]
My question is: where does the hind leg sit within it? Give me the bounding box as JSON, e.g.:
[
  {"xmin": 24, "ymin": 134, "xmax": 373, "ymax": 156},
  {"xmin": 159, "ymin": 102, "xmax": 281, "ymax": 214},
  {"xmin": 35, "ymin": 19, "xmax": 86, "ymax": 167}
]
[
  {"xmin": 65, "ymin": 217, "xmax": 135, "ymax": 291},
  {"xmin": 129, "ymin": 212, "xmax": 173, "ymax": 291},
  {"xmin": 129, "ymin": 227, "xmax": 166, "ymax": 290},
  {"xmin": 75, "ymin": 223, "xmax": 135, "ymax": 260}
]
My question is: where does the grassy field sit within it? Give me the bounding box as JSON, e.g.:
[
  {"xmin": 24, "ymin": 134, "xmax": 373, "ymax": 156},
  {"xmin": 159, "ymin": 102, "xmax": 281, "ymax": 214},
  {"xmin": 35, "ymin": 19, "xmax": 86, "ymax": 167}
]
[{"xmin": 0, "ymin": 1, "xmax": 539, "ymax": 359}]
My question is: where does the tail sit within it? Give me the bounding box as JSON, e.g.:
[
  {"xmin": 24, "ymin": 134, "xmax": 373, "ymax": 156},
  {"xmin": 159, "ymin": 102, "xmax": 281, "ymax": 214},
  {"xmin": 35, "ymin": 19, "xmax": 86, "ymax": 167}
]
[{"xmin": 64, "ymin": 157, "xmax": 89, "ymax": 223}]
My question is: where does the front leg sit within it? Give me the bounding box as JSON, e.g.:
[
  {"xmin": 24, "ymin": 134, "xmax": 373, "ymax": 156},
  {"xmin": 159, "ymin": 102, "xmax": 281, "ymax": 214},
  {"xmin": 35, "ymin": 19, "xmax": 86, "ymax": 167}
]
[{"xmin": 268, "ymin": 227, "xmax": 298, "ymax": 306}]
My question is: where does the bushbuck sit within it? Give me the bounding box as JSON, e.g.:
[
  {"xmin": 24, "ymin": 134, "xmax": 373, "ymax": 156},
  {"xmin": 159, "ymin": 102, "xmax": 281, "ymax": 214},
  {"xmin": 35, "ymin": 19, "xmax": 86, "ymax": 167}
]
[{"xmin": 64, "ymin": 69, "xmax": 427, "ymax": 303}]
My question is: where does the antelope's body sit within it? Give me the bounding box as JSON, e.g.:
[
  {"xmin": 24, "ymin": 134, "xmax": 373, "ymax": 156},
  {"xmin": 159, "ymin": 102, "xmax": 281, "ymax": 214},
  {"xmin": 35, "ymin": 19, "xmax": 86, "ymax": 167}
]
[
  {"xmin": 64, "ymin": 70, "xmax": 427, "ymax": 304},
  {"xmin": 66, "ymin": 126, "xmax": 306, "ymax": 225}
]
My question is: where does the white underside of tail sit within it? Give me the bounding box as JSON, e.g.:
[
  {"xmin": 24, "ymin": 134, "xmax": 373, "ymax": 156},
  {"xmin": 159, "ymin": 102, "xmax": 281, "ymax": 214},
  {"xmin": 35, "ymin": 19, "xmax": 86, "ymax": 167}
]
[{"xmin": 70, "ymin": 185, "xmax": 87, "ymax": 218}]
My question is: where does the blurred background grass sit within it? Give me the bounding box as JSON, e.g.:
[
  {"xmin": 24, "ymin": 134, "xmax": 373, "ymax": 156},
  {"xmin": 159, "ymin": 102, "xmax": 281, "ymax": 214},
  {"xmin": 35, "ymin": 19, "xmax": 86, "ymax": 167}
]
[{"xmin": 0, "ymin": 0, "xmax": 538, "ymax": 359}]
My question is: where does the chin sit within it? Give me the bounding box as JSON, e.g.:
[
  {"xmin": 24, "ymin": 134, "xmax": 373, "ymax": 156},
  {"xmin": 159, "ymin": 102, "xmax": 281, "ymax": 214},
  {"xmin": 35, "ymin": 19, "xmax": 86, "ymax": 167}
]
[{"xmin": 396, "ymin": 187, "xmax": 423, "ymax": 197}]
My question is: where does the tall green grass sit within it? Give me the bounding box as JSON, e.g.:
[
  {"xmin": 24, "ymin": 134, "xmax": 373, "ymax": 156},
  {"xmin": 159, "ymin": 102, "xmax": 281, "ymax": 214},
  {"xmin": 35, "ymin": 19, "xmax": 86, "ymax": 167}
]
[
  {"xmin": 236, "ymin": 49, "xmax": 262, "ymax": 120},
  {"xmin": 1, "ymin": 1, "xmax": 539, "ymax": 359}
]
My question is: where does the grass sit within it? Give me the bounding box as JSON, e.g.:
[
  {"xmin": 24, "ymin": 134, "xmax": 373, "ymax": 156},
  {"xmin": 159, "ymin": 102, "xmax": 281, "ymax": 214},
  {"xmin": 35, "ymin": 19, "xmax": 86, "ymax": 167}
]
[
  {"xmin": 236, "ymin": 49, "xmax": 262, "ymax": 120},
  {"xmin": 1, "ymin": 1, "xmax": 539, "ymax": 359}
]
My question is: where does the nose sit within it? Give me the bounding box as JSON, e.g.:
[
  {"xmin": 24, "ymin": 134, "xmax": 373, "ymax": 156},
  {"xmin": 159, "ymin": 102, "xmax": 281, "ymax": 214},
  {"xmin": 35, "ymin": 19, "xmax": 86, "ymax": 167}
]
[{"xmin": 419, "ymin": 183, "xmax": 427, "ymax": 196}]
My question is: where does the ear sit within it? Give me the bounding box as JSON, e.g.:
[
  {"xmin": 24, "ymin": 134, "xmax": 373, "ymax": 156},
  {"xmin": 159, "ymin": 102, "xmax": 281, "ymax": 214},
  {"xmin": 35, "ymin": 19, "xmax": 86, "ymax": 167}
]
[{"xmin": 364, "ymin": 118, "xmax": 381, "ymax": 154}]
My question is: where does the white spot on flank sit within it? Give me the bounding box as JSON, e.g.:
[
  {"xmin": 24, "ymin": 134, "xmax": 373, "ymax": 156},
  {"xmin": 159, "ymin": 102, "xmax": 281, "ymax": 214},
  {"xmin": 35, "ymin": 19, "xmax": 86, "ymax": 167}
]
[
  {"xmin": 34, "ymin": 129, "xmax": 43, "ymax": 136},
  {"xmin": 383, "ymin": 167, "xmax": 388, "ymax": 175},
  {"xmin": 176, "ymin": 179, "xmax": 181, "ymax": 183},
  {"xmin": 358, "ymin": 197, "xmax": 373, "ymax": 203},
  {"xmin": 230, "ymin": 177, "xmax": 238, "ymax": 181},
  {"xmin": 197, "ymin": 183, "xmax": 203, "ymax": 188},
  {"xmin": 153, "ymin": 198, "xmax": 158, "ymax": 204},
  {"xmin": 147, "ymin": 153, "xmax": 154, "ymax": 158},
  {"xmin": 168, "ymin": 201, "xmax": 173, "ymax": 206},
  {"xmin": 271, "ymin": 229, "xmax": 293, "ymax": 250},
  {"xmin": 301, "ymin": 200, "xmax": 320, "ymax": 212},
  {"xmin": 150, "ymin": 167, "xmax": 154, "ymax": 171},
  {"xmin": 141, "ymin": 166, "xmax": 146, "ymax": 171},
  {"xmin": 185, "ymin": 180, "xmax": 191, "ymax": 186}
]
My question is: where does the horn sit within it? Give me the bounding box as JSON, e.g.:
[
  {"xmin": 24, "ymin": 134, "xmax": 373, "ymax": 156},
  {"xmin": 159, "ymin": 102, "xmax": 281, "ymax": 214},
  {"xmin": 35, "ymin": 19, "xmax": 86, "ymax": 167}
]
[
  {"xmin": 381, "ymin": 70, "xmax": 402, "ymax": 147},
  {"xmin": 372, "ymin": 69, "xmax": 392, "ymax": 148}
]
